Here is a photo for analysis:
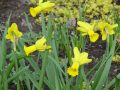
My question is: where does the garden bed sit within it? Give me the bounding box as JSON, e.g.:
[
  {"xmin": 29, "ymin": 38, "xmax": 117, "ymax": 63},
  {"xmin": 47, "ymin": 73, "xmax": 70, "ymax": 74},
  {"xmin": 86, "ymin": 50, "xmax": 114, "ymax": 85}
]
[{"xmin": 0, "ymin": 0, "xmax": 120, "ymax": 90}]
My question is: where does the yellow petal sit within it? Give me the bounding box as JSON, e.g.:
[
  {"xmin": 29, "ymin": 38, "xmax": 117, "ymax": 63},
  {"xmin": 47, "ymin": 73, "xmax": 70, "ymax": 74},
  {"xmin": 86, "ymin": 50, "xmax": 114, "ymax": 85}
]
[
  {"xmin": 35, "ymin": 37, "xmax": 46, "ymax": 50},
  {"xmin": 107, "ymin": 24, "xmax": 117, "ymax": 35},
  {"xmin": 79, "ymin": 52, "xmax": 88, "ymax": 59},
  {"xmin": 101, "ymin": 31, "xmax": 107, "ymax": 40},
  {"xmin": 12, "ymin": 23, "xmax": 23, "ymax": 38},
  {"xmin": 108, "ymin": 29, "xmax": 115, "ymax": 35},
  {"xmin": 24, "ymin": 45, "xmax": 37, "ymax": 56},
  {"xmin": 97, "ymin": 21, "xmax": 107, "ymax": 31},
  {"xmin": 73, "ymin": 47, "xmax": 80, "ymax": 60},
  {"xmin": 111, "ymin": 24, "xmax": 118, "ymax": 28},
  {"xmin": 40, "ymin": 1, "xmax": 55, "ymax": 12},
  {"xmin": 38, "ymin": 1, "xmax": 55, "ymax": 13},
  {"xmin": 35, "ymin": 37, "xmax": 51, "ymax": 51},
  {"xmin": 77, "ymin": 21, "xmax": 92, "ymax": 30},
  {"xmin": 6, "ymin": 28, "xmax": 14, "ymax": 42},
  {"xmin": 78, "ymin": 52, "xmax": 92, "ymax": 65},
  {"xmin": 80, "ymin": 58, "xmax": 92, "ymax": 65},
  {"xmin": 11, "ymin": 23, "xmax": 18, "ymax": 31},
  {"xmin": 77, "ymin": 27, "xmax": 88, "ymax": 33}
]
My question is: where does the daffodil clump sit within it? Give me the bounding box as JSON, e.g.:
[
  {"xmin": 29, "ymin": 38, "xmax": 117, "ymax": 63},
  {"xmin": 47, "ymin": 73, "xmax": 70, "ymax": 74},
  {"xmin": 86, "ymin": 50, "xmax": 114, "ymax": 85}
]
[
  {"xmin": 67, "ymin": 47, "xmax": 92, "ymax": 77},
  {"xmin": 5, "ymin": 23, "xmax": 51, "ymax": 55},
  {"xmin": 77, "ymin": 20, "xmax": 118, "ymax": 42}
]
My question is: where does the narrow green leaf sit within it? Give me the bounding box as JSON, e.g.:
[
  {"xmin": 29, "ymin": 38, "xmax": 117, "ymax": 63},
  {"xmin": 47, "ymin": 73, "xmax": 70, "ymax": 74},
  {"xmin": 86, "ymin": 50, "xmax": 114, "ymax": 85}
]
[{"xmin": 8, "ymin": 66, "xmax": 29, "ymax": 82}]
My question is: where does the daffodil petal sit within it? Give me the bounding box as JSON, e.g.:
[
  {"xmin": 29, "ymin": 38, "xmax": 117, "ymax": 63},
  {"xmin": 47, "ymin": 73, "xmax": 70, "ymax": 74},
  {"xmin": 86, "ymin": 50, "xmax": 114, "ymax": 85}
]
[
  {"xmin": 108, "ymin": 29, "xmax": 115, "ymax": 35},
  {"xmin": 112, "ymin": 24, "xmax": 118, "ymax": 28},
  {"xmin": 73, "ymin": 47, "xmax": 80, "ymax": 60},
  {"xmin": 79, "ymin": 59, "xmax": 92, "ymax": 65},
  {"xmin": 77, "ymin": 21, "xmax": 92, "ymax": 30},
  {"xmin": 101, "ymin": 31, "xmax": 107, "ymax": 40},
  {"xmin": 77, "ymin": 27, "xmax": 88, "ymax": 33}
]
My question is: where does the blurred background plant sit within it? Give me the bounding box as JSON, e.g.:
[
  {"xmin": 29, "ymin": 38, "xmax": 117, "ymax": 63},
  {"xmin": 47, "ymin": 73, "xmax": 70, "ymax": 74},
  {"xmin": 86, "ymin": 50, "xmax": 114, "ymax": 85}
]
[
  {"xmin": 28, "ymin": 0, "xmax": 120, "ymax": 24},
  {"xmin": 84, "ymin": 0, "xmax": 120, "ymax": 23}
]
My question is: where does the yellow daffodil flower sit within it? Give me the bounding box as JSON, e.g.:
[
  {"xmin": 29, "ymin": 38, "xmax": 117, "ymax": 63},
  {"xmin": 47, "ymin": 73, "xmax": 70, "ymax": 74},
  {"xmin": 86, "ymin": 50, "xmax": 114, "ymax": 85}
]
[
  {"xmin": 67, "ymin": 47, "xmax": 92, "ymax": 77},
  {"xmin": 6, "ymin": 23, "xmax": 23, "ymax": 42},
  {"xmin": 97, "ymin": 21, "xmax": 118, "ymax": 40},
  {"xmin": 24, "ymin": 37, "xmax": 51, "ymax": 56},
  {"xmin": 30, "ymin": 1, "xmax": 55, "ymax": 17},
  {"xmin": 77, "ymin": 21, "xmax": 99, "ymax": 42}
]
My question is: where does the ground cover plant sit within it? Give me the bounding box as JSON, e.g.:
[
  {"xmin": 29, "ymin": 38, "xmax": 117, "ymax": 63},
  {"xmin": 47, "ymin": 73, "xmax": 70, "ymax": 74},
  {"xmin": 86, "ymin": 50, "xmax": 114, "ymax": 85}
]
[{"xmin": 0, "ymin": 0, "xmax": 120, "ymax": 90}]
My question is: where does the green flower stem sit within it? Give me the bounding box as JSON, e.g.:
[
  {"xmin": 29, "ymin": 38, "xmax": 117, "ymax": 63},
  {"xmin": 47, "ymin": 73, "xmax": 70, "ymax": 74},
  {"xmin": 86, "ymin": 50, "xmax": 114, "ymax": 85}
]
[
  {"xmin": 6, "ymin": 50, "xmax": 20, "ymax": 89},
  {"xmin": 3, "ymin": 70, "xmax": 8, "ymax": 90},
  {"xmin": 6, "ymin": 54, "xmax": 26, "ymax": 78},
  {"xmin": 13, "ymin": 51, "xmax": 21, "ymax": 90},
  {"xmin": 106, "ymin": 35, "xmax": 109, "ymax": 55},
  {"xmin": 6, "ymin": 52, "xmax": 17, "ymax": 78},
  {"xmin": 13, "ymin": 35, "xmax": 17, "ymax": 52},
  {"xmin": 38, "ymin": 52, "xmax": 48, "ymax": 90},
  {"xmin": 13, "ymin": 41, "xmax": 16, "ymax": 51},
  {"xmin": 81, "ymin": 66, "xmax": 89, "ymax": 90}
]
